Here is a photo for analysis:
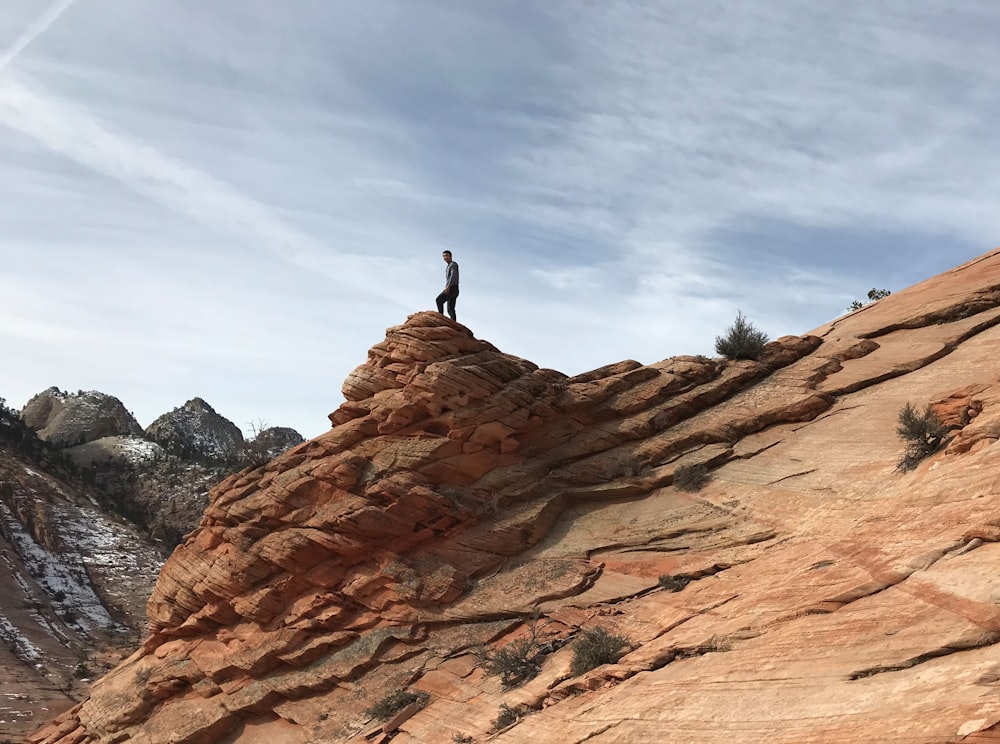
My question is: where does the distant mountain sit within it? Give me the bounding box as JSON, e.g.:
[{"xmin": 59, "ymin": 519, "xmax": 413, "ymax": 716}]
[
  {"xmin": 243, "ymin": 424, "xmax": 305, "ymax": 465},
  {"xmin": 21, "ymin": 388, "xmax": 143, "ymax": 448},
  {"xmin": 145, "ymin": 397, "xmax": 245, "ymax": 462},
  {"xmin": 251, "ymin": 425, "xmax": 305, "ymax": 455},
  {"xmin": 15, "ymin": 392, "xmax": 305, "ymax": 545}
]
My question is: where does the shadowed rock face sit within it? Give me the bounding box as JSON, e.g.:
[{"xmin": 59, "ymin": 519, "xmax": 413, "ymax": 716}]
[
  {"xmin": 21, "ymin": 388, "xmax": 143, "ymax": 448},
  {"xmin": 31, "ymin": 249, "xmax": 1000, "ymax": 744}
]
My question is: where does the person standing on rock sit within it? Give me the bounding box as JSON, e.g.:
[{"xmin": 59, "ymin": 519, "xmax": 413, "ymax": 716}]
[{"xmin": 436, "ymin": 250, "xmax": 460, "ymax": 321}]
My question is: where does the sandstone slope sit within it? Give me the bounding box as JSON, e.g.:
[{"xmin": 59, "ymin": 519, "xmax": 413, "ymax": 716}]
[{"xmin": 32, "ymin": 249, "xmax": 1000, "ymax": 744}]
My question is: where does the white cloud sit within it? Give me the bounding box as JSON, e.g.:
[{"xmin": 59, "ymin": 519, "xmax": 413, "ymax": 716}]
[{"xmin": 1, "ymin": 0, "xmax": 997, "ymax": 437}]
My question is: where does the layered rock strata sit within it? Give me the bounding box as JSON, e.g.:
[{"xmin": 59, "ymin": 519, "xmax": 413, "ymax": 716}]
[{"xmin": 32, "ymin": 248, "xmax": 1000, "ymax": 744}]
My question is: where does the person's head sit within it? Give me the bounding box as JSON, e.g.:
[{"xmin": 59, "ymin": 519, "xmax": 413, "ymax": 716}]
[{"xmin": 442, "ymin": 250, "xmax": 452, "ymax": 263}]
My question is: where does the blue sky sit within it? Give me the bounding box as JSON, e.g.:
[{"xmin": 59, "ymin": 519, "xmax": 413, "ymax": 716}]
[{"xmin": 0, "ymin": 0, "xmax": 994, "ymax": 439}]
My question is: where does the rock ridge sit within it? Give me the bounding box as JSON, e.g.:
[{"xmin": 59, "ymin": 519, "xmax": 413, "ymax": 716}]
[{"xmin": 31, "ymin": 247, "xmax": 1000, "ymax": 744}]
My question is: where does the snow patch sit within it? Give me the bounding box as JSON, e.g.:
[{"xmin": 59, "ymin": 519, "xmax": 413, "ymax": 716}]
[
  {"xmin": 0, "ymin": 494, "xmax": 163, "ymax": 631},
  {"xmin": 0, "ymin": 501, "xmax": 121, "ymax": 632},
  {"xmin": 0, "ymin": 613, "xmax": 43, "ymax": 665},
  {"xmin": 114, "ymin": 436, "xmax": 164, "ymax": 463}
]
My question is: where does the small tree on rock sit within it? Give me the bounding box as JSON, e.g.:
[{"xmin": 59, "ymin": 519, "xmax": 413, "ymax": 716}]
[
  {"xmin": 242, "ymin": 419, "xmax": 273, "ymax": 468},
  {"xmin": 849, "ymin": 288, "xmax": 891, "ymax": 311},
  {"xmin": 715, "ymin": 311, "xmax": 769, "ymax": 361}
]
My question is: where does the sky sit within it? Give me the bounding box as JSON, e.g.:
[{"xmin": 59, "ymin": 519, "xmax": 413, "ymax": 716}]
[{"xmin": 1, "ymin": 0, "xmax": 997, "ymax": 439}]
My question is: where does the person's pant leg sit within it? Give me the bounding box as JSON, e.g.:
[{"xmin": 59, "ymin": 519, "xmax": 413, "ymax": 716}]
[
  {"xmin": 436, "ymin": 291, "xmax": 448, "ymax": 314},
  {"xmin": 447, "ymin": 287, "xmax": 459, "ymax": 320}
]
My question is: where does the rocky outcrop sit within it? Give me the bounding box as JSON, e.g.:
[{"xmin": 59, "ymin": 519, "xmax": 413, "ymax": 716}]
[
  {"xmin": 21, "ymin": 388, "xmax": 143, "ymax": 448},
  {"xmin": 145, "ymin": 398, "xmax": 245, "ymax": 462},
  {"xmin": 31, "ymin": 248, "xmax": 1000, "ymax": 744},
  {"xmin": 252, "ymin": 426, "xmax": 305, "ymax": 457}
]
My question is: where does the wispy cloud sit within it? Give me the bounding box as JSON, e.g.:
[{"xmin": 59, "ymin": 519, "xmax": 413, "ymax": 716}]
[
  {"xmin": 1, "ymin": 0, "xmax": 997, "ymax": 436},
  {"xmin": 0, "ymin": 76, "xmax": 424, "ymax": 309},
  {"xmin": 0, "ymin": 0, "xmax": 77, "ymax": 72}
]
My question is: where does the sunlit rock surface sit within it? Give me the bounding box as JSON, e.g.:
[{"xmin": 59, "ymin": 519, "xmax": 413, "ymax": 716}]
[{"xmin": 31, "ymin": 248, "xmax": 1000, "ymax": 744}]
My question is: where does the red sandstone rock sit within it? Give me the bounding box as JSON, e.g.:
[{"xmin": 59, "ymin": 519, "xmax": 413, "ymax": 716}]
[{"xmin": 31, "ymin": 248, "xmax": 1000, "ymax": 744}]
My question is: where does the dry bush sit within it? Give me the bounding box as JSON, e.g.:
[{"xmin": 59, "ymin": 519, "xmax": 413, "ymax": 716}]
[
  {"xmin": 570, "ymin": 627, "xmax": 630, "ymax": 676},
  {"xmin": 658, "ymin": 574, "xmax": 691, "ymax": 592},
  {"xmin": 478, "ymin": 636, "xmax": 540, "ymax": 687},
  {"xmin": 492, "ymin": 703, "xmax": 523, "ymax": 732},
  {"xmin": 673, "ymin": 463, "xmax": 709, "ymax": 492},
  {"xmin": 364, "ymin": 689, "xmax": 428, "ymax": 721},
  {"xmin": 896, "ymin": 402, "xmax": 945, "ymax": 472},
  {"xmin": 476, "ymin": 612, "xmax": 553, "ymax": 687}
]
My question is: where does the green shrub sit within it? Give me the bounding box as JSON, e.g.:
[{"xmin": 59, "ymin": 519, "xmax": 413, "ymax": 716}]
[
  {"xmin": 477, "ymin": 636, "xmax": 541, "ymax": 687},
  {"xmin": 714, "ymin": 311, "xmax": 769, "ymax": 361},
  {"xmin": 570, "ymin": 627, "xmax": 630, "ymax": 676},
  {"xmin": 849, "ymin": 288, "xmax": 891, "ymax": 311},
  {"xmin": 673, "ymin": 463, "xmax": 709, "ymax": 492},
  {"xmin": 658, "ymin": 574, "xmax": 690, "ymax": 592},
  {"xmin": 364, "ymin": 689, "xmax": 429, "ymax": 721},
  {"xmin": 453, "ymin": 734, "xmax": 473, "ymax": 744},
  {"xmin": 492, "ymin": 703, "xmax": 522, "ymax": 731},
  {"xmin": 896, "ymin": 402, "xmax": 946, "ymax": 472}
]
